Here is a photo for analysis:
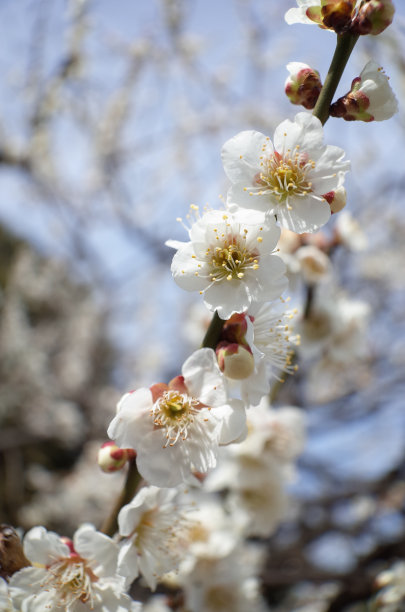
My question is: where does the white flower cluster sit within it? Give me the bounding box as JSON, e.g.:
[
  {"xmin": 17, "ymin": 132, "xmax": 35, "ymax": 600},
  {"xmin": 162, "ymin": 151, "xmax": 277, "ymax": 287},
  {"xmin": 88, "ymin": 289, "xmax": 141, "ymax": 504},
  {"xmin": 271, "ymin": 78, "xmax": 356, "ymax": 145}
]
[{"xmin": 3, "ymin": 3, "xmax": 398, "ymax": 610}]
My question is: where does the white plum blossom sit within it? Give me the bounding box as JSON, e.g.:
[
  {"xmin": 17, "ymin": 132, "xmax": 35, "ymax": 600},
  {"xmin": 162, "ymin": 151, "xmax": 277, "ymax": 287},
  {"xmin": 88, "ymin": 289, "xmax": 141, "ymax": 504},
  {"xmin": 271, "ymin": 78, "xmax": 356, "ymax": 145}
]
[
  {"xmin": 8, "ymin": 525, "xmax": 139, "ymax": 612},
  {"xmin": 168, "ymin": 207, "xmax": 287, "ymax": 319},
  {"xmin": 181, "ymin": 544, "xmax": 268, "ymax": 612},
  {"xmin": 117, "ymin": 486, "xmax": 190, "ymax": 591},
  {"xmin": 222, "ymin": 112, "xmax": 350, "ymax": 233},
  {"xmin": 177, "ymin": 492, "xmax": 242, "ymax": 576},
  {"xmin": 205, "ymin": 400, "xmax": 304, "ymax": 537},
  {"xmin": 108, "ymin": 348, "xmax": 247, "ymax": 488}
]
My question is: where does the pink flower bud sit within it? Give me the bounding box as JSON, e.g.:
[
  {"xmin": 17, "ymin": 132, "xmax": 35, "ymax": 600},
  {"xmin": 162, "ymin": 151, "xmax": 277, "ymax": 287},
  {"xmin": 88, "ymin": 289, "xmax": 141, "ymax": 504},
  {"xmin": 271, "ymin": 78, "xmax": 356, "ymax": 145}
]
[
  {"xmin": 216, "ymin": 341, "xmax": 255, "ymax": 380},
  {"xmin": 352, "ymin": 0, "xmax": 395, "ymax": 35},
  {"xmin": 330, "ymin": 61, "xmax": 397, "ymax": 122},
  {"xmin": 285, "ymin": 62, "xmax": 322, "ymax": 110},
  {"xmin": 98, "ymin": 441, "xmax": 130, "ymax": 473}
]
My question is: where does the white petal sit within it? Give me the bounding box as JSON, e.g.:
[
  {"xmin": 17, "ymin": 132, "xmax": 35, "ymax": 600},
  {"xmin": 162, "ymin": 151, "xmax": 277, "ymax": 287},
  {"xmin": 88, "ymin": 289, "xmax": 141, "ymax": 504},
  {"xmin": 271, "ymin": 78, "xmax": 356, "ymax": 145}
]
[
  {"xmin": 221, "ymin": 130, "xmax": 272, "ymax": 183},
  {"xmin": 171, "ymin": 242, "xmax": 209, "ymax": 292},
  {"xmin": 108, "ymin": 388, "xmax": 153, "ymax": 448},
  {"xmin": 277, "ymin": 194, "xmax": 331, "ymax": 233},
  {"xmin": 182, "ymin": 348, "xmax": 227, "ymax": 406},
  {"xmin": 203, "ymin": 279, "xmax": 251, "ymax": 319},
  {"xmin": 274, "ymin": 112, "xmax": 324, "ymax": 152},
  {"xmin": 216, "ymin": 399, "xmax": 247, "ymax": 444},
  {"xmin": 74, "ymin": 525, "xmax": 118, "ymax": 578},
  {"xmin": 23, "ymin": 526, "xmax": 69, "ymax": 566}
]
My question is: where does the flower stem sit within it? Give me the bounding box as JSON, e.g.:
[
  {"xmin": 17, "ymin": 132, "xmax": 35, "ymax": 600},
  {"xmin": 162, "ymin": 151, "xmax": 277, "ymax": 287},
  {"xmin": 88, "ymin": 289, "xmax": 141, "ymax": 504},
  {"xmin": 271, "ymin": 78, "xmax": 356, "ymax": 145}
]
[
  {"xmin": 101, "ymin": 458, "xmax": 142, "ymax": 537},
  {"xmin": 312, "ymin": 32, "xmax": 359, "ymax": 125},
  {"xmin": 202, "ymin": 310, "xmax": 224, "ymax": 349}
]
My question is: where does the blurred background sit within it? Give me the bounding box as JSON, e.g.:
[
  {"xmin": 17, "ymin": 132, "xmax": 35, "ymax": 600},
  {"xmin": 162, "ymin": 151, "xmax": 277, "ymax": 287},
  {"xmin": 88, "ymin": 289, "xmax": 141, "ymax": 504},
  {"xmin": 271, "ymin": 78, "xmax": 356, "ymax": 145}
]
[{"xmin": 1, "ymin": 1, "xmax": 405, "ymax": 610}]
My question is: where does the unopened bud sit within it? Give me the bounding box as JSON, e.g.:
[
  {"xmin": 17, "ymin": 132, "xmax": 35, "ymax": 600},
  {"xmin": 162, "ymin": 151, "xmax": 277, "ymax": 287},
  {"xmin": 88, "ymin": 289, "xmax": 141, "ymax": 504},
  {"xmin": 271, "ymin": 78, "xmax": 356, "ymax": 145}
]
[
  {"xmin": 352, "ymin": 0, "xmax": 395, "ymax": 35},
  {"xmin": 323, "ymin": 186, "xmax": 347, "ymax": 213},
  {"xmin": 321, "ymin": 0, "xmax": 354, "ymax": 33},
  {"xmin": 216, "ymin": 341, "xmax": 255, "ymax": 380},
  {"xmin": 98, "ymin": 441, "xmax": 133, "ymax": 473},
  {"xmin": 285, "ymin": 62, "xmax": 322, "ymax": 110}
]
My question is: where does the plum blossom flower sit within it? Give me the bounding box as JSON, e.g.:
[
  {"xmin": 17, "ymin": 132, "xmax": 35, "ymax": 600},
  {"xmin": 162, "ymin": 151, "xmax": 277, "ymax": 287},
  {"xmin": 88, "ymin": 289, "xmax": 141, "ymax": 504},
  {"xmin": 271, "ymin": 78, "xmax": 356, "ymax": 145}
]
[
  {"xmin": 330, "ymin": 60, "xmax": 398, "ymax": 122},
  {"xmin": 117, "ymin": 486, "xmax": 191, "ymax": 590},
  {"xmin": 222, "ymin": 112, "xmax": 350, "ymax": 234},
  {"xmin": 8, "ymin": 525, "xmax": 139, "ymax": 612},
  {"xmin": 168, "ymin": 207, "xmax": 287, "ymax": 319},
  {"xmin": 205, "ymin": 400, "xmax": 305, "ymax": 537},
  {"xmin": 108, "ymin": 348, "xmax": 246, "ymax": 488}
]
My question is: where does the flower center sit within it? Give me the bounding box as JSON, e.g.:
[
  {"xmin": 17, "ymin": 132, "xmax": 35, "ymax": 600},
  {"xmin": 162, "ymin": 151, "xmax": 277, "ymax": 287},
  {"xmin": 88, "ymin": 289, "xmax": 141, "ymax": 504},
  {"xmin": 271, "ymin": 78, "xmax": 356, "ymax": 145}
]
[
  {"xmin": 255, "ymin": 149, "xmax": 314, "ymax": 206},
  {"xmin": 208, "ymin": 237, "xmax": 260, "ymax": 282},
  {"xmin": 152, "ymin": 390, "xmax": 201, "ymax": 447},
  {"xmin": 43, "ymin": 556, "xmax": 98, "ymax": 608}
]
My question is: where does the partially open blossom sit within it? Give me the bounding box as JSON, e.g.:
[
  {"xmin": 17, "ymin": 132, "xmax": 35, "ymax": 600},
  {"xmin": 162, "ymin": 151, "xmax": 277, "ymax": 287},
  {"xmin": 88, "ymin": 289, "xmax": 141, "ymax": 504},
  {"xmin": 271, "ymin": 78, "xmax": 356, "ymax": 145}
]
[
  {"xmin": 330, "ymin": 60, "xmax": 398, "ymax": 122},
  {"xmin": 285, "ymin": 62, "xmax": 322, "ymax": 109},
  {"xmin": 168, "ymin": 207, "xmax": 287, "ymax": 319},
  {"xmin": 108, "ymin": 348, "xmax": 246, "ymax": 487},
  {"xmin": 8, "ymin": 525, "xmax": 139, "ymax": 612},
  {"xmin": 352, "ymin": 0, "xmax": 395, "ymax": 35},
  {"xmin": 222, "ymin": 112, "xmax": 350, "ymax": 234},
  {"xmin": 98, "ymin": 441, "xmax": 135, "ymax": 473}
]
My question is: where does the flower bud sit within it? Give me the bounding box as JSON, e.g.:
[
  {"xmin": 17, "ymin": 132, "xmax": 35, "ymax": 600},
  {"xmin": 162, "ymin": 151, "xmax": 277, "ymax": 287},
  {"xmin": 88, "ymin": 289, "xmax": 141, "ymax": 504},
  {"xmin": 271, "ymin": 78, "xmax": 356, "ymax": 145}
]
[
  {"xmin": 323, "ymin": 186, "xmax": 347, "ymax": 213},
  {"xmin": 352, "ymin": 0, "xmax": 395, "ymax": 35},
  {"xmin": 98, "ymin": 441, "xmax": 133, "ymax": 472},
  {"xmin": 330, "ymin": 61, "xmax": 397, "ymax": 122},
  {"xmin": 285, "ymin": 62, "xmax": 322, "ymax": 110},
  {"xmin": 216, "ymin": 341, "xmax": 255, "ymax": 380},
  {"xmin": 321, "ymin": 0, "xmax": 355, "ymax": 33}
]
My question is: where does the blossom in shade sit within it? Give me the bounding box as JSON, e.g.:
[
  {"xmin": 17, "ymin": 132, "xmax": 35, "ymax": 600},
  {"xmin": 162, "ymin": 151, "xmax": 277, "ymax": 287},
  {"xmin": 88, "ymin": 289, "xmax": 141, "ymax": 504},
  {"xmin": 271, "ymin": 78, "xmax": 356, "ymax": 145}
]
[
  {"xmin": 222, "ymin": 112, "xmax": 350, "ymax": 234},
  {"xmin": 330, "ymin": 61, "xmax": 398, "ymax": 122},
  {"xmin": 285, "ymin": 62, "xmax": 322, "ymax": 109},
  {"xmin": 8, "ymin": 525, "xmax": 139, "ymax": 612},
  {"xmin": 168, "ymin": 207, "xmax": 287, "ymax": 319},
  {"xmin": 0, "ymin": 579, "xmax": 16, "ymax": 612},
  {"xmin": 117, "ymin": 485, "xmax": 191, "ymax": 590},
  {"xmin": 205, "ymin": 400, "xmax": 305, "ymax": 537},
  {"xmin": 108, "ymin": 348, "xmax": 247, "ymax": 488}
]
